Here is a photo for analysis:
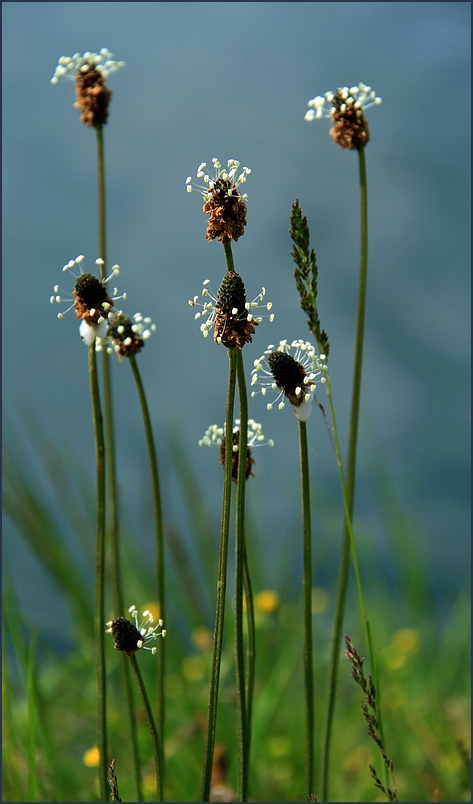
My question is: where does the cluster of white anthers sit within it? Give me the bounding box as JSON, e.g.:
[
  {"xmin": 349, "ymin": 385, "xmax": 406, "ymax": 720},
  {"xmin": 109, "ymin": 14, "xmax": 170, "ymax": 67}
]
[
  {"xmin": 96, "ymin": 313, "xmax": 156, "ymax": 354},
  {"xmin": 185, "ymin": 158, "xmax": 251, "ymax": 201},
  {"xmin": 251, "ymin": 339, "xmax": 327, "ymax": 423},
  {"xmin": 49, "ymin": 255, "xmax": 126, "ymax": 346},
  {"xmin": 304, "ymin": 83, "xmax": 382, "ymax": 121},
  {"xmin": 199, "ymin": 419, "xmax": 274, "ymax": 450},
  {"xmin": 51, "ymin": 49, "xmax": 125, "ymax": 84},
  {"xmin": 189, "ymin": 279, "xmax": 274, "ymax": 341}
]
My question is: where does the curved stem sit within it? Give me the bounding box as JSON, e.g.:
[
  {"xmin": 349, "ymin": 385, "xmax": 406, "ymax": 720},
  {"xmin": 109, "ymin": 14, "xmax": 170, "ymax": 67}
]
[
  {"xmin": 89, "ymin": 343, "xmax": 108, "ymax": 801},
  {"xmin": 201, "ymin": 350, "xmax": 237, "ymax": 802},
  {"xmin": 235, "ymin": 349, "xmax": 249, "ymax": 800},
  {"xmin": 95, "ymin": 124, "xmax": 142, "ymax": 800},
  {"xmin": 129, "ymin": 653, "xmax": 163, "ymax": 802},
  {"xmin": 129, "ymin": 354, "xmax": 166, "ymax": 753},
  {"xmin": 298, "ymin": 420, "xmax": 314, "ymax": 799}
]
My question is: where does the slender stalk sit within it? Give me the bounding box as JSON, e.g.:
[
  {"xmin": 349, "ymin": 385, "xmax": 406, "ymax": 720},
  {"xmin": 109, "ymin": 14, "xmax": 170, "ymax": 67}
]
[
  {"xmin": 321, "ymin": 147, "xmax": 392, "ymax": 798},
  {"xmin": 129, "ymin": 354, "xmax": 166, "ymax": 750},
  {"xmin": 321, "ymin": 374, "xmax": 392, "ymax": 794},
  {"xmin": 242, "ymin": 544, "xmax": 255, "ymax": 792},
  {"xmin": 201, "ymin": 350, "xmax": 237, "ymax": 802},
  {"xmin": 223, "ymin": 241, "xmax": 235, "ymax": 273},
  {"xmin": 96, "ymin": 126, "xmax": 106, "ymax": 280},
  {"xmin": 129, "ymin": 653, "xmax": 163, "ymax": 803},
  {"xmin": 89, "ymin": 343, "xmax": 108, "ymax": 801},
  {"xmin": 298, "ymin": 420, "xmax": 315, "ymax": 799},
  {"xmin": 95, "ymin": 123, "xmax": 142, "ymax": 800},
  {"xmin": 235, "ymin": 349, "xmax": 249, "ymax": 800}
]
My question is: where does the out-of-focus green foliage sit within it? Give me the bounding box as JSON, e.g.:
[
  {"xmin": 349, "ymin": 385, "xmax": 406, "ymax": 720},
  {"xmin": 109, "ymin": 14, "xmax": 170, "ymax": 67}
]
[{"xmin": 2, "ymin": 425, "xmax": 471, "ymax": 802}]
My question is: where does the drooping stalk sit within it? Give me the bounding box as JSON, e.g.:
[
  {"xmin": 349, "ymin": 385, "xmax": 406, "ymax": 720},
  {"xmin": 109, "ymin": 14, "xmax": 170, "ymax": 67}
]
[
  {"xmin": 298, "ymin": 419, "xmax": 315, "ymax": 799},
  {"xmin": 88, "ymin": 343, "xmax": 108, "ymax": 801},
  {"xmin": 235, "ymin": 349, "xmax": 249, "ymax": 800},
  {"xmin": 95, "ymin": 123, "xmax": 142, "ymax": 800},
  {"xmin": 129, "ymin": 653, "xmax": 163, "ymax": 802},
  {"xmin": 129, "ymin": 353, "xmax": 166, "ymax": 754},
  {"xmin": 201, "ymin": 350, "xmax": 237, "ymax": 802}
]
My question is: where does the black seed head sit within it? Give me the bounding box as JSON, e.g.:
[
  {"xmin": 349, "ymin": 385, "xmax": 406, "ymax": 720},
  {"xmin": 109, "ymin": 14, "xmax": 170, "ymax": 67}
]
[
  {"xmin": 109, "ymin": 616, "xmax": 142, "ymax": 656},
  {"xmin": 268, "ymin": 351, "xmax": 306, "ymax": 391},
  {"xmin": 74, "ymin": 273, "xmax": 108, "ymax": 307}
]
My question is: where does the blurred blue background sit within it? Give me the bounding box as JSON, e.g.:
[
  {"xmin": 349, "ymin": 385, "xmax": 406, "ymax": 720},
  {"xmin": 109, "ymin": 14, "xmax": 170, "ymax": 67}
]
[{"xmin": 2, "ymin": 2, "xmax": 470, "ymax": 640}]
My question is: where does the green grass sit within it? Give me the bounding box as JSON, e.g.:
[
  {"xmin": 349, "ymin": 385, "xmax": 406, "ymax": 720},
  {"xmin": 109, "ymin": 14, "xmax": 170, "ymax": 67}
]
[{"xmin": 2, "ymin": 423, "xmax": 471, "ymax": 803}]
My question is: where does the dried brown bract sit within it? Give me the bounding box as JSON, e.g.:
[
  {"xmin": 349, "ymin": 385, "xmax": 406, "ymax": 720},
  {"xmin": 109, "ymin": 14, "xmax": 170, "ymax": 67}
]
[
  {"xmin": 74, "ymin": 68, "xmax": 112, "ymax": 127},
  {"xmin": 203, "ymin": 178, "xmax": 247, "ymax": 243}
]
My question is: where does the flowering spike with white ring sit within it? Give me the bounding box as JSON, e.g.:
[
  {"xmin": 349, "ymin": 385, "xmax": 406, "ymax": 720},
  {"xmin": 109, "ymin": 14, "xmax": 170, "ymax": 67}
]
[{"xmin": 251, "ymin": 339, "xmax": 326, "ymax": 422}]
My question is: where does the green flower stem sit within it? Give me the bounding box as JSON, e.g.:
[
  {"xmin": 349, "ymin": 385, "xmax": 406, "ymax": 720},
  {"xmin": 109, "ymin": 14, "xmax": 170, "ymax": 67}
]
[
  {"xmin": 235, "ymin": 349, "xmax": 249, "ymax": 801},
  {"xmin": 129, "ymin": 354, "xmax": 166, "ymax": 752},
  {"xmin": 321, "ymin": 146, "xmax": 390, "ymax": 800},
  {"xmin": 129, "ymin": 652, "xmax": 163, "ymax": 803},
  {"xmin": 243, "ymin": 545, "xmax": 255, "ymax": 789},
  {"xmin": 321, "ymin": 373, "xmax": 390, "ymax": 797},
  {"xmin": 298, "ymin": 419, "xmax": 315, "ymax": 799},
  {"xmin": 95, "ymin": 123, "xmax": 143, "ymax": 800},
  {"xmin": 88, "ymin": 343, "xmax": 108, "ymax": 801},
  {"xmin": 95, "ymin": 125, "xmax": 106, "ymax": 280},
  {"xmin": 201, "ymin": 350, "xmax": 237, "ymax": 802},
  {"xmin": 223, "ymin": 240, "xmax": 235, "ymax": 273}
]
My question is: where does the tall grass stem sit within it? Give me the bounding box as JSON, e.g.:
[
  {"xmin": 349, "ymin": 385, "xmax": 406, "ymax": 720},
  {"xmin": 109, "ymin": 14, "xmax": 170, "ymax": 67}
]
[
  {"xmin": 235, "ymin": 349, "xmax": 249, "ymax": 800},
  {"xmin": 201, "ymin": 350, "xmax": 237, "ymax": 801},
  {"xmin": 89, "ymin": 343, "xmax": 108, "ymax": 801},
  {"xmin": 243, "ymin": 545, "xmax": 255, "ymax": 777},
  {"xmin": 129, "ymin": 653, "xmax": 163, "ymax": 802},
  {"xmin": 321, "ymin": 148, "xmax": 390, "ymax": 798},
  {"xmin": 298, "ymin": 419, "xmax": 314, "ymax": 799},
  {"xmin": 95, "ymin": 123, "xmax": 143, "ymax": 800},
  {"xmin": 129, "ymin": 353, "xmax": 166, "ymax": 753}
]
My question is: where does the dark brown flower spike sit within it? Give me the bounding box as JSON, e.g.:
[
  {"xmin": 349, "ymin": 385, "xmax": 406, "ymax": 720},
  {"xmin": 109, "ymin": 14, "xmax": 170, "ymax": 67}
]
[
  {"xmin": 189, "ymin": 273, "xmax": 273, "ymax": 348},
  {"xmin": 50, "ymin": 256, "xmax": 126, "ymax": 329},
  {"xmin": 106, "ymin": 312, "xmax": 155, "ymax": 360},
  {"xmin": 251, "ymin": 339, "xmax": 326, "ymax": 422}
]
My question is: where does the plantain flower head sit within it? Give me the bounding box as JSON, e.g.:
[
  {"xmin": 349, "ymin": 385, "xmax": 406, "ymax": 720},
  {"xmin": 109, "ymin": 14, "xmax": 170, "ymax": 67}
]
[
  {"xmin": 186, "ymin": 158, "xmax": 251, "ymax": 242},
  {"xmin": 189, "ymin": 272, "xmax": 274, "ymax": 349},
  {"xmin": 305, "ymin": 83, "xmax": 381, "ymax": 150},
  {"xmin": 251, "ymin": 339, "xmax": 326, "ymax": 422},
  {"xmin": 51, "ymin": 49, "xmax": 124, "ymax": 127},
  {"xmin": 98, "ymin": 311, "xmax": 156, "ymax": 359},
  {"xmin": 50, "ymin": 255, "xmax": 126, "ymax": 344},
  {"xmin": 199, "ymin": 419, "xmax": 274, "ymax": 481},
  {"xmin": 106, "ymin": 605, "xmax": 166, "ymax": 657}
]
